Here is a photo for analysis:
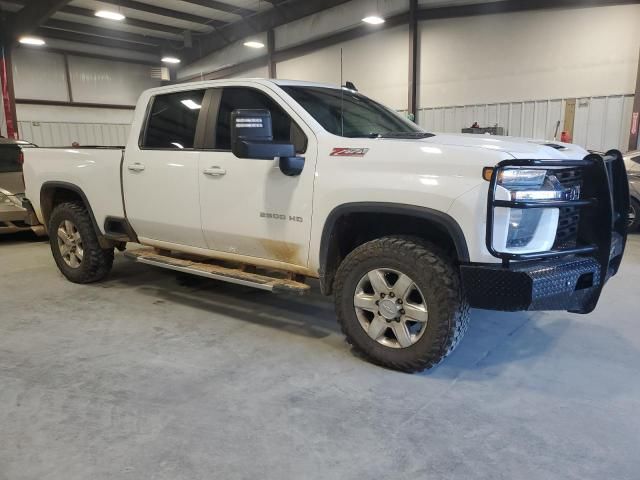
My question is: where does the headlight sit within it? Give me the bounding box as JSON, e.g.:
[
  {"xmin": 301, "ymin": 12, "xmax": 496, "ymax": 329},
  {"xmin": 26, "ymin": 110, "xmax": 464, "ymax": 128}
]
[
  {"xmin": 499, "ymin": 169, "xmax": 564, "ymax": 201},
  {"xmin": 493, "ymin": 169, "xmax": 563, "ymax": 250}
]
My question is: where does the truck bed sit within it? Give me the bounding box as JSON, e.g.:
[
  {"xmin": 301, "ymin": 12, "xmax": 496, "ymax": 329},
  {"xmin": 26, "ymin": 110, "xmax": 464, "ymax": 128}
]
[{"xmin": 23, "ymin": 147, "xmax": 126, "ymax": 232}]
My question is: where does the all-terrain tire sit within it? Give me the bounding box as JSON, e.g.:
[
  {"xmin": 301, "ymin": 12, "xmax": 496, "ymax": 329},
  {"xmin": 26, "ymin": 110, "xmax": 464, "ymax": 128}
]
[
  {"xmin": 334, "ymin": 236, "xmax": 470, "ymax": 373},
  {"xmin": 48, "ymin": 202, "xmax": 114, "ymax": 283}
]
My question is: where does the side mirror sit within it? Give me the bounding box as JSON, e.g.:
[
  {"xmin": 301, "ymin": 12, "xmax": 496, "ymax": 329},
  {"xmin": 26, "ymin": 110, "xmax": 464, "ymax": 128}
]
[
  {"xmin": 231, "ymin": 109, "xmax": 293, "ymax": 159},
  {"xmin": 230, "ymin": 108, "xmax": 305, "ymax": 176}
]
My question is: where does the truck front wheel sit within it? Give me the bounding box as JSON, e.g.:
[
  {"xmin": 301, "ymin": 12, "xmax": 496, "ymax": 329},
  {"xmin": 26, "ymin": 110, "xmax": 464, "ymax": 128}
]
[
  {"xmin": 48, "ymin": 202, "xmax": 114, "ymax": 283},
  {"xmin": 333, "ymin": 236, "xmax": 470, "ymax": 372}
]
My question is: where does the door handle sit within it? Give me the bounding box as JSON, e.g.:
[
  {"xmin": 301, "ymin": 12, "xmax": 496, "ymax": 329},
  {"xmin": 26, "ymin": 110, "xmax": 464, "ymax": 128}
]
[
  {"xmin": 127, "ymin": 163, "xmax": 145, "ymax": 172},
  {"xmin": 203, "ymin": 166, "xmax": 226, "ymax": 177}
]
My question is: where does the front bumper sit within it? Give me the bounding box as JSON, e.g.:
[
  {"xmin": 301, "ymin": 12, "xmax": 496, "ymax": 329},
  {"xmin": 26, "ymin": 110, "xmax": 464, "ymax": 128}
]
[
  {"xmin": 461, "ymin": 236, "xmax": 623, "ymax": 313},
  {"xmin": 465, "ymin": 150, "xmax": 629, "ymax": 314}
]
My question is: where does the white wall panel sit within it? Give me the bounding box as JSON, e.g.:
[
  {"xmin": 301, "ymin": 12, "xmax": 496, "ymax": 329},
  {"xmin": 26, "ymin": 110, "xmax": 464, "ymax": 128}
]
[
  {"xmin": 12, "ymin": 48, "xmax": 68, "ymax": 101},
  {"xmin": 419, "ymin": 5, "xmax": 640, "ymax": 108},
  {"xmin": 16, "ymin": 104, "xmax": 134, "ymax": 124},
  {"xmin": 18, "ymin": 121, "xmax": 130, "ymax": 147},
  {"xmin": 417, "ymin": 94, "xmax": 634, "ymax": 151},
  {"xmin": 276, "ymin": 26, "xmax": 410, "ymax": 110},
  {"xmin": 225, "ymin": 65, "xmax": 268, "ymax": 79},
  {"xmin": 67, "ymin": 56, "xmax": 159, "ymax": 105}
]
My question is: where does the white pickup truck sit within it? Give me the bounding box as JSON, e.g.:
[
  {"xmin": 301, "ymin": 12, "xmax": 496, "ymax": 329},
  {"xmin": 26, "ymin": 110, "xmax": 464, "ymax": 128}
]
[{"xmin": 22, "ymin": 79, "xmax": 629, "ymax": 372}]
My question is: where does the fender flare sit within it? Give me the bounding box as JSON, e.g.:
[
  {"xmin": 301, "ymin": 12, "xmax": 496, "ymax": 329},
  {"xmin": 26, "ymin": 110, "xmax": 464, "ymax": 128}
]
[
  {"xmin": 318, "ymin": 202, "xmax": 470, "ymax": 293},
  {"xmin": 40, "ymin": 181, "xmax": 103, "ymax": 237}
]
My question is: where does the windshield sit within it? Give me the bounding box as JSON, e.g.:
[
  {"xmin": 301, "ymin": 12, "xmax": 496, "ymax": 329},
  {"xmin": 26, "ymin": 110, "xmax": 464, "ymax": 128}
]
[{"xmin": 281, "ymin": 86, "xmax": 427, "ymax": 138}]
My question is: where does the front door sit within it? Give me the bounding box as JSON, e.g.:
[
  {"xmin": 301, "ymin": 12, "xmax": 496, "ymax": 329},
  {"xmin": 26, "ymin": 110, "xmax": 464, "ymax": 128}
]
[
  {"xmin": 123, "ymin": 88, "xmax": 208, "ymax": 248},
  {"xmin": 198, "ymin": 86, "xmax": 316, "ymax": 268}
]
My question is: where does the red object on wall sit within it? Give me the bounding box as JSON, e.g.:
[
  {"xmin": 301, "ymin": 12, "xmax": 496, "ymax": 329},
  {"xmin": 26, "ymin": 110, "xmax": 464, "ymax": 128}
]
[
  {"xmin": 560, "ymin": 131, "xmax": 572, "ymax": 143},
  {"xmin": 1, "ymin": 49, "xmax": 17, "ymax": 139}
]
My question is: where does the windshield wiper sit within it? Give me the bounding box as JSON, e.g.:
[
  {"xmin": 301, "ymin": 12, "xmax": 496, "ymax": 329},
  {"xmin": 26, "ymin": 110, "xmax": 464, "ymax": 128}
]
[
  {"xmin": 379, "ymin": 132, "xmax": 434, "ymax": 139},
  {"xmin": 347, "ymin": 132, "xmax": 434, "ymax": 139}
]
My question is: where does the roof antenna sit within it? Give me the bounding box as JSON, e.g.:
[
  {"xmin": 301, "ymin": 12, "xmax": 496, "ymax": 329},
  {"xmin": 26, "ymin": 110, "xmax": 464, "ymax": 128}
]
[{"xmin": 340, "ymin": 47, "xmax": 344, "ymax": 137}]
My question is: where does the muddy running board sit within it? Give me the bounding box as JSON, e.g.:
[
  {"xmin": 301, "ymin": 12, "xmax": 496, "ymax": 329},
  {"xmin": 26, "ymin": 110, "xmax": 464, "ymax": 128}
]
[{"xmin": 124, "ymin": 247, "xmax": 310, "ymax": 295}]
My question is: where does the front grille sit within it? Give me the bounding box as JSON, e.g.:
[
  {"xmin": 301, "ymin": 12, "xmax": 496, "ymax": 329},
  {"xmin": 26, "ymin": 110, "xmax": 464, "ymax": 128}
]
[{"xmin": 553, "ymin": 168, "xmax": 583, "ymax": 248}]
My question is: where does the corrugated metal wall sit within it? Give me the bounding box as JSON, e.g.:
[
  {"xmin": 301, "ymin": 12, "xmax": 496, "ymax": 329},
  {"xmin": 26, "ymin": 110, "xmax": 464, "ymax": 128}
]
[
  {"xmin": 18, "ymin": 121, "xmax": 130, "ymax": 147},
  {"xmin": 417, "ymin": 94, "xmax": 635, "ymax": 152}
]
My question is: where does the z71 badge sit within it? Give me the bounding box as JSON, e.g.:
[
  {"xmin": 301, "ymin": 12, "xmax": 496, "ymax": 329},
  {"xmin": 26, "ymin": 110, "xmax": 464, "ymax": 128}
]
[{"xmin": 330, "ymin": 147, "xmax": 369, "ymax": 157}]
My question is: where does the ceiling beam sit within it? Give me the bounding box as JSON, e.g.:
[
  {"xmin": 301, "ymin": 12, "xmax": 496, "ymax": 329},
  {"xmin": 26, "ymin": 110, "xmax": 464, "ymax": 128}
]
[
  {"xmin": 416, "ymin": 0, "xmax": 640, "ymax": 20},
  {"xmin": 187, "ymin": 0, "xmax": 352, "ymax": 64},
  {"xmin": 28, "ymin": 45, "xmax": 160, "ymax": 66},
  {"xmin": 99, "ymin": 0, "xmax": 226, "ymax": 27},
  {"xmin": 178, "ymin": 0, "xmax": 255, "ymax": 17},
  {"xmin": 2, "ymin": 0, "xmax": 72, "ymax": 44},
  {"xmin": 62, "ymin": 5, "xmax": 187, "ymax": 37},
  {"xmin": 4, "ymin": 0, "xmax": 188, "ymax": 37},
  {"xmin": 35, "ymin": 26, "xmax": 161, "ymax": 54},
  {"xmin": 43, "ymin": 19, "xmax": 166, "ymax": 47}
]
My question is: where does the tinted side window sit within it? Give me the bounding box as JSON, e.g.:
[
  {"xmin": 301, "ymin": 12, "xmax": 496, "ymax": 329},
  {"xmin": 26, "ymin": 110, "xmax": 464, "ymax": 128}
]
[
  {"xmin": 0, "ymin": 146, "xmax": 21, "ymax": 173},
  {"xmin": 143, "ymin": 89, "xmax": 205, "ymax": 149},
  {"xmin": 215, "ymin": 87, "xmax": 306, "ymax": 153}
]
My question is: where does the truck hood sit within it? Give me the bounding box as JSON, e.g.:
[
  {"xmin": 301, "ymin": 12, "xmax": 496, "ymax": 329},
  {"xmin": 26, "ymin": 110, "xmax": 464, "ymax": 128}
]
[{"xmin": 422, "ymin": 133, "xmax": 589, "ymax": 160}]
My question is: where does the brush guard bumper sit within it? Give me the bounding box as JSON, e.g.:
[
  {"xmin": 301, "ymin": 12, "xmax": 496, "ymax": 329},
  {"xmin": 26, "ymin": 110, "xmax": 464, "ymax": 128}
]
[{"xmin": 461, "ymin": 150, "xmax": 629, "ymax": 314}]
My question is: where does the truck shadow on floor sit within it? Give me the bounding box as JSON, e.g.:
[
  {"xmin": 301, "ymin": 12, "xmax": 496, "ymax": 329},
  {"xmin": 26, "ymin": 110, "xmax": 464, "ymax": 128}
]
[
  {"xmin": 102, "ymin": 256, "xmax": 639, "ymax": 380},
  {"xmin": 0, "ymin": 230, "xmax": 48, "ymax": 245},
  {"xmin": 104, "ymin": 258, "xmax": 339, "ymax": 341}
]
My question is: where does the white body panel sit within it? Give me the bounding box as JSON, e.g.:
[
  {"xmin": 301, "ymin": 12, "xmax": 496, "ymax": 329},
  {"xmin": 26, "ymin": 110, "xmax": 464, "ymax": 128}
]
[
  {"xmin": 197, "ymin": 83, "xmax": 318, "ymax": 267},
  {"xmin": 123, "ymin": 149, "xmax": 206, "ymax": 248},
  {"xmin": 23, "ymin": 147, "xmax": 125, "ymax": 228},
  {"xmin": 22, "ymin": 78, "xmax": 592, "ymax": 276}
]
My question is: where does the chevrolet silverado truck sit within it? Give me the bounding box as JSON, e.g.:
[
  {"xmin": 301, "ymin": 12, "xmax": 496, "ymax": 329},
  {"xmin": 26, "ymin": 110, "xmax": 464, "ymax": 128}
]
[{"xmin": 22, "ymin": 79, "xmax": 629, "ymax": 372}]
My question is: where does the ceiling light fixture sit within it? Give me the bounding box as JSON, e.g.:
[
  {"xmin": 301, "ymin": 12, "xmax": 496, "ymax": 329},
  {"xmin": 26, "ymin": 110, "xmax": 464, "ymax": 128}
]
[
  {"xmin": 243, "ymin": 41, "xmax": 265, "ymax": 48},
  {"xmin": 19, "ymin": 37, "xmax": 46, "ymax": 46},
  {"xmin": 362, "ymin": 16, "xmax": 385, "ymax": 24},
  {"xmin": 181, "ymin": 99, "xmax": 201, "ymax": 110},
  {"xmin": 161, "ymin": 56, "xmax": 181, "ymax": 64},
  {"xmin": 95, "ymin": 10, "xmax": 126, "ymax": 21}
]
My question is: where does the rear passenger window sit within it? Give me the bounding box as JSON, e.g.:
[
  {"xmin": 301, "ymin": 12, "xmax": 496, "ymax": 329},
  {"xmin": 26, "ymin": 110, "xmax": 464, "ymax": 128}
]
[
  {"xmin": 143, "ymin": 89, "xmax": 205, "ymax": 149},
  {"xmin": 214, "ymin": 87, "xmax": 307, "ymax": 153}
]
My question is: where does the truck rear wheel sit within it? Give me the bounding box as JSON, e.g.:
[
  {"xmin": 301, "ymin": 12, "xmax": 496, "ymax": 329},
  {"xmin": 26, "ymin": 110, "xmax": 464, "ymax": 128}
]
[
  {"xmin": 333, "ymin": 236, "xmax": 469, "ymax": 373},
  {"xmin": 48, "ymin": 202, "xmax": 114, "ymax": 283}
]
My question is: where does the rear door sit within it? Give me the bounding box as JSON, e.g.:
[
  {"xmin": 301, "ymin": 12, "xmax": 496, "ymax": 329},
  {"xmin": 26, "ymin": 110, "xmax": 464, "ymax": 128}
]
[
  {"xmin": 122, "ymin": 88, "xmax": 209, "ymax": 248},
  {"xmin": 197, "ymin": 85, "xmax": 316, "ymax": 268}
]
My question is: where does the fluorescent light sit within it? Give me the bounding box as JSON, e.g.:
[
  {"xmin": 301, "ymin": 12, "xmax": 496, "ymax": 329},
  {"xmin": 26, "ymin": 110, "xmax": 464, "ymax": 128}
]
[
  {"xmin": 19, "ymin": 37, "xmax": 46, "ymax": 46},
  {"xmin": 181, "ymin": 99, "xmax": 201, "ymax": 110},
  {"xmin": 362, "ymin": 16, "xmax": 385, "ymax": 24},
  {"xmin": 161, "ymin": 56, "xmax": 181, "ymax": 64},
  {"xmin": 171, "ymin": 143, "xmax": 184, "ymax": 149},
  {"xmin": 243, "ymin": 41, "xmax": 264, "ymax": 48},
  {"xmin": 95, "ymin": 10, "xmax": 125, "ymax": 21}
]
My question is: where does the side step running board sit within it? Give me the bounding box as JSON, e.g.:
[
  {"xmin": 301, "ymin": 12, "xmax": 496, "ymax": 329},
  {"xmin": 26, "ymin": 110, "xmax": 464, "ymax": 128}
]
[{"xmin": 124, "ymin": 247, "xmax": 310, "ymax": 295}]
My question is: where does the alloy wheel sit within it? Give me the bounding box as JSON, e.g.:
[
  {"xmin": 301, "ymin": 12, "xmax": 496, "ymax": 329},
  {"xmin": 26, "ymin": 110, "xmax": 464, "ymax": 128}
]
[{"xmin": 353, "ymin": 268, "xmax": 428, "ymax": 349}]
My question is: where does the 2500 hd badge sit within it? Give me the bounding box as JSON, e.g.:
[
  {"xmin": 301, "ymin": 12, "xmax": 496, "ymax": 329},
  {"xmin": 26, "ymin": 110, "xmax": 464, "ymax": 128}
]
[{"xmin": 260, "ymin": 212, "xmax": 303, "ymax": 222}]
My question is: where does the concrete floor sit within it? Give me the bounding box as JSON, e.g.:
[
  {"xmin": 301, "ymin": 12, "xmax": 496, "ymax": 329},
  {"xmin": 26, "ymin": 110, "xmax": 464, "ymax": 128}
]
[{"xmin": 1, "ymin": 233, "xmax": 639, "ymax": 480}]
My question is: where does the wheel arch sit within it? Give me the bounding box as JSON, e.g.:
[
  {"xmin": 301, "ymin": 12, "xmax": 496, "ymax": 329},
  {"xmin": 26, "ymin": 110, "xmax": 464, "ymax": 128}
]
[
  {"xmin": 318, "ymin": 202, "xmax": 470, "ymax": 295},
  {"xmin": 40, "ymin": 181, "xmax": 110, "ymax": 247}
]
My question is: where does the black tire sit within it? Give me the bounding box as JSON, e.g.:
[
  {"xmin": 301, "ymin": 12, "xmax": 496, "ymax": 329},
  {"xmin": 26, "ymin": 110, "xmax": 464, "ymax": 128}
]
[
  {"xmin": 48, "ymin": 202, "xmax": 114, "ymax": 283},
  {"xmin": 629, "ymin": 198, "xmax": 640, "ymax": 232},
  {"xmin": 334, "ymin": 236, "xmax": 470, "ymax": 373}
]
